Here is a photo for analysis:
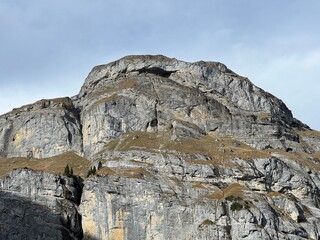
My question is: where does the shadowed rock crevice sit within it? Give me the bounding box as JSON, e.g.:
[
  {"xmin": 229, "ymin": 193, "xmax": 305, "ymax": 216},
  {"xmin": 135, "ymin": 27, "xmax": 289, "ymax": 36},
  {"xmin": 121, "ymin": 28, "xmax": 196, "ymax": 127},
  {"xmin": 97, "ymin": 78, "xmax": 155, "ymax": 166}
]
[{"xmin": 138, "ymin": 67, "xmax": 177, "ymax": 77}]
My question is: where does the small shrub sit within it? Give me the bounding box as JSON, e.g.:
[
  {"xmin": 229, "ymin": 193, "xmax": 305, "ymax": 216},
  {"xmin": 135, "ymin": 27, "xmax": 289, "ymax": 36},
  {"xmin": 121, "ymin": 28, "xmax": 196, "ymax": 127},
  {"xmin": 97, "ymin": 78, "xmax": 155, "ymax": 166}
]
[
  {"xmin": 234, "ymin": 196, "xmax": 243, "ymax": 201},
  {"xmin": 225, "ymin": 195, "xmax": 235, "ymax": 201},
  {"xmin": 64, "ymin": 164, "xmax": 73, "ymax": 177},
  {"xmin": 86, "ymin": 169, "xmax": 91, "ymax": 177},
  {"xmin": 98, "ymin": 161, "xmax": 103, "ymax": 170},
  {"xmin": 201, "ymin": 219, "xmax": 214, "ymax": 225},
  {"xmin": 226, "ymin": 195, "xmax": 243, "ymax": 202},
  {"xmin": 64, "ymin": 164, "xmax": 70, "ymax": 176},
  {"xmin": 230, "ymin": 202, "xmax": 243, "ymax": 211},
  {"xmin": 198, "ymin": 219, "xmax": 214, "ymax": 229},
  {"xmin": 87, "ymin": 166, "xmax": 97, "ymax": 177}
]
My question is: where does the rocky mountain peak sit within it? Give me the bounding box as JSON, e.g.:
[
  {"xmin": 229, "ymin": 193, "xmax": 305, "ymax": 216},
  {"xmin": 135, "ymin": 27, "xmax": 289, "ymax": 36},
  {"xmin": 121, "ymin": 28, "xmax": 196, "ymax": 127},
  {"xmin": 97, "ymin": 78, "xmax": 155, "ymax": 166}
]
[
  {"xmin": 75, "ymin": 55, "xmax": 301, "ymax": 157},
  {"xmin": 79, "ymin": 55, "xmax": 290, "ymax": 115},
  {"xmin": 1, "ymin": 55, "xmax": 320, "ymax": 239}
]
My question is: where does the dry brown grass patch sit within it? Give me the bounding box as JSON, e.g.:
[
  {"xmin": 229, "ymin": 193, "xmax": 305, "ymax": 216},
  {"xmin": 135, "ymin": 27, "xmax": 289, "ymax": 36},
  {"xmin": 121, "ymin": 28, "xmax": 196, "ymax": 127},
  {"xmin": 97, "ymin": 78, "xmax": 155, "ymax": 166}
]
[
  {"xmin": 122, "ymin": 55, "xmax": 175, "ymax": 62},
  {"xmin": 257, "ymin": 112, "xmax": 271, "ymax": 120},
  {"xmin": 96, "ymin": 167, "xmax": 115, "ymax": 175},
  {"xmin": 192, "ymin": 182, "xmax": 209, "ymax": 189},
  {"xmin": 0, "ymin": 152, "xmax": 90, "ymax": 177},
  {"xmin": 92, "ymin": 79, "xmax": 137, "ymax": 97},
  {"xmin": 113, "ymin": 167, "xmax": 149, "ymax": 179},
  {"xmin": 101, "ymin": 131, "xmax": 270, "ymax": 168},
  {"xmin": 267, "ymin": 191, "xmax": 283, "ymax": 198},
  {"xmin": 97, "ymin": 167, "xmax": 150, "ymax": 179},
  {"xmin": 297, "ymin": 130, "xmax": 320, "ymax": 139},
  {"xmin": 203, "ymin": 183, "xmax": 247, "ymax": 200},
  {"xmin": 271, "ymin": 150, "xmax": 320, "ymax": 172},
  {"xmin": 91, "ymin": 94, "xmax": 119, "ymax": 107}
]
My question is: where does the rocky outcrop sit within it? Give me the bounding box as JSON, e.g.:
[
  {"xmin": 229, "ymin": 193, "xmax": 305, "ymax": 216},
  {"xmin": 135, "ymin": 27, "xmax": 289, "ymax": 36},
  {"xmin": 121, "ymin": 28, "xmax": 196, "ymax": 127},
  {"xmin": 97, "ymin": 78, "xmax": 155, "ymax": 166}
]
[
  {"xmin": 0, "ymin": 55, "xmax": 315, "ymax": 159},
  {"xmin": 74, "ymin": 55, "xmax": 307, "ymax": 158},
  {"xmin": 0, "ymin": 169, "xmax": 83, "ymax": 239},
  {"xmin": 0, "ymin": 55, "xmax": 320, "ymax": 240},
  {"xmin": 79, "ymin": 148, "xmax": 320, "ymax": 240},
  {"xmin": 0, "ymin": 98, "xmax": 82, "ymax": 158}
]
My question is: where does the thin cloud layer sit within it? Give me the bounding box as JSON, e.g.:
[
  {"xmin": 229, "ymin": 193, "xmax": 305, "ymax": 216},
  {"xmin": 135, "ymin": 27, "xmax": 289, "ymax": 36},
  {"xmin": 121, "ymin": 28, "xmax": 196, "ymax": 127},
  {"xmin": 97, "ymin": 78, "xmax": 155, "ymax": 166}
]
[{"xmin": 0, "ymin": 0, "xmax": 319, "ymax": 129}]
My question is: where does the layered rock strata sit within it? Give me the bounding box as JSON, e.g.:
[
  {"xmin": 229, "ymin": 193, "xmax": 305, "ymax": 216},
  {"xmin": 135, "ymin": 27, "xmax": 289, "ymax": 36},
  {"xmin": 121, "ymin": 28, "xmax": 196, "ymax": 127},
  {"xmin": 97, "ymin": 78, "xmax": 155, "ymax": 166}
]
[
  {"xmin": 0, "ymin": 55, "xmax": 320, "ymax": 240},
  {"xmin": 75, "ymin": 55, "xmax": 305, "ymax": 157}
]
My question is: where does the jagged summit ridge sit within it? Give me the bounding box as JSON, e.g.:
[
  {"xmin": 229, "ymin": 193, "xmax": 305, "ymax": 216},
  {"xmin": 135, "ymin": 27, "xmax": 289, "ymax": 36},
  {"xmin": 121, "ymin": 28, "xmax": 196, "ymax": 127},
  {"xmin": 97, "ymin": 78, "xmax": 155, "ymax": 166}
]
[
  {"xmin": 0, "ymin": 55, "xmax": 313, "ymax": 159},
  {"xmin": 80, "ymin": 54, "xmax": 292, "ymax": 119},
  {"xmin": 76, "ymin": 55, "xmax": 302, "ymax": 157}
]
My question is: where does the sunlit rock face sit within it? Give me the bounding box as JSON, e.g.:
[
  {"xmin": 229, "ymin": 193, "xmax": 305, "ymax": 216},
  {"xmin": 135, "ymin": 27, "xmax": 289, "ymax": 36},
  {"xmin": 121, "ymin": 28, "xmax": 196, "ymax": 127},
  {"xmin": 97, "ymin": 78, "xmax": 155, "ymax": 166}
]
[
  {"xmin": 0, "ymin": 97, "xmax": 83, "ymax": 158},
  {"xmin": 1, "ymin": 55, "xmax": 320, "ymax": 240},
  {"xmin": 75, "ymin": 55, "xmax": 306, "ymax": 160}
]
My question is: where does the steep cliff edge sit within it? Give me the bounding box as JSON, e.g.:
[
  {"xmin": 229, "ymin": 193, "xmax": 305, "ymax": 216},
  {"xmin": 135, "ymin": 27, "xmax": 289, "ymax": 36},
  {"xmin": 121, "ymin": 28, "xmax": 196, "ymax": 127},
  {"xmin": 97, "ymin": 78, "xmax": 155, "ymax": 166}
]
[
  {"xmin": 0, "ymin": 168, "xmax": 83, "ymax": 239},
  {"xmin": 1, "ymin": 55, "xmax": 320, "ymax": 240},
  {"xmin": 75, "ymin": 55, "xmax": 305, "ymax": 158},
  {"xmin": 0, "ymin": 98, "xmax": 82, "ymax": 158}
]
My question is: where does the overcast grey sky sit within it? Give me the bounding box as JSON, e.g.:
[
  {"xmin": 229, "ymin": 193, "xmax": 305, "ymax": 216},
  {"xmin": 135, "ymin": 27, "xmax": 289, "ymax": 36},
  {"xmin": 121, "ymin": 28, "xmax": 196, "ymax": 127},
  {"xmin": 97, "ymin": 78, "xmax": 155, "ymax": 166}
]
[{"xmin": 0, "ymin": 0, "xmax": 319, "ymax": 130}]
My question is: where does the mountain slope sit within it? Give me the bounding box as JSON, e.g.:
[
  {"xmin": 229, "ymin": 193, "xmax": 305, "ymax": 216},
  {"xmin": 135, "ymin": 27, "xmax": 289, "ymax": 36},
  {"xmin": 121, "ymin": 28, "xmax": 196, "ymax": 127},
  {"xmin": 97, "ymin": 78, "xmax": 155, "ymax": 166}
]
[{"xmin": 1, "ymin": 55, "xmax": 320, "ymax": 240}]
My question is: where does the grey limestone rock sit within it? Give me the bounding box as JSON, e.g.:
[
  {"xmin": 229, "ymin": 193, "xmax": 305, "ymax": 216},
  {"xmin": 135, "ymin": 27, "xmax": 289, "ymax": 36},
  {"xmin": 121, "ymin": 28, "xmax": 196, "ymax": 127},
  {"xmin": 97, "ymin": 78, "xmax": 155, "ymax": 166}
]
[
  {"xmin": 79, "ymin": 151, "xmax": 320, "ymax": 240},
  {"xmin": 0, "ymin": 168, "xmax": 83, "ymax": 239},
  {"xmin": 74, "ymin": 55, "xmax": 309, "ymax": 158},
  {"xmin": 0, "ymin": 97, "xmax": 82, "ymax": 158},
  {"xmin": 1, "ymin": 55, "xmax": 320, "ymax": 240}
]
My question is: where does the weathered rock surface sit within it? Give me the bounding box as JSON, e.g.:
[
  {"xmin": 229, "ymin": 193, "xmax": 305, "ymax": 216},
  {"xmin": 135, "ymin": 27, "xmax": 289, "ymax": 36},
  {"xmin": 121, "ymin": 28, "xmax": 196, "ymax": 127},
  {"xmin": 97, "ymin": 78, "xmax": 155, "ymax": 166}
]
[
  {"xmin": 75, "ymin": 55, "xmax": 306, "ymax": 157},
  {"xmin": 0, "ymin": 169, "xmax": 83, "ymax": 239},
  {"xmin": 0, "ymin": 55, "xmax": 320, "ymax": 240},
  {"xmin": 0, "ymin": 98, "xmax": 82, "ymax": 158},
  {"xmin": 79, "ymin": 148, "xmax": 320, "ymax": 240}
]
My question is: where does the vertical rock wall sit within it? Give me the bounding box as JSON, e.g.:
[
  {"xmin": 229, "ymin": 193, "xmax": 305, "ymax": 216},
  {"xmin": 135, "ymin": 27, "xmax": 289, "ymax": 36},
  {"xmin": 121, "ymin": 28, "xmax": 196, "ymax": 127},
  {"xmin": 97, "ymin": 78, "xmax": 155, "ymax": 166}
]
[
  {"xmin": 0, "ymin": 98, "xmax": 83, "ymax": 158},
  {"xmin": 0, "ymin": 169, "xmax": 84, "ymax": 239}
]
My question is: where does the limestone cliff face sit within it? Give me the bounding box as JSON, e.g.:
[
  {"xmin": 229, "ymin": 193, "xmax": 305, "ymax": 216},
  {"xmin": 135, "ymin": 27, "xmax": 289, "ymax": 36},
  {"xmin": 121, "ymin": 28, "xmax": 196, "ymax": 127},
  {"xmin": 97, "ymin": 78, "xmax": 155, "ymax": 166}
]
[
  {"xmin": 0, "ymin": 98, "xmax": 82, "ymax": 158},
  {"xmin": 75, "ymin": 55, "xmax": 303, "ymax": 158},
  {"xmin": 1, "ymin": 55, "xmax": 320, "ymax": 240},
  {"xmin": 78, "ymin": 138, "xmax": 320, "ymax": 239},
  {"xmin": 0, "ymin": 168, "xmax": 83, "ymax": 239}
]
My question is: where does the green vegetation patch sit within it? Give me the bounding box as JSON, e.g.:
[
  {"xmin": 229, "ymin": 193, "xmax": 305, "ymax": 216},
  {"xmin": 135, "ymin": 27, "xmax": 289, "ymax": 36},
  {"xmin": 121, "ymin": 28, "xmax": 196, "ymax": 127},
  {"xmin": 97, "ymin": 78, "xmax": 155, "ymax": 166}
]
[{"xmin": 227, "ymin": 194, "xmax": 253, "ymax": 211}]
